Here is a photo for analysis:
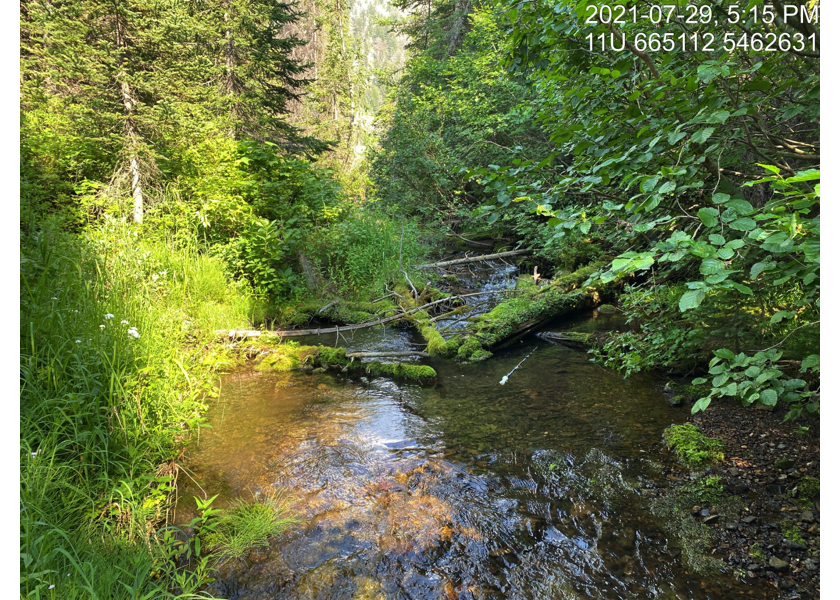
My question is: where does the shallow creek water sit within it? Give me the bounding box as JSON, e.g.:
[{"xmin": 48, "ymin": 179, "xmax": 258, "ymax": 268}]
[{"xmin": 177, "ymin": 311, "xmax": 773, "ymax": 599}]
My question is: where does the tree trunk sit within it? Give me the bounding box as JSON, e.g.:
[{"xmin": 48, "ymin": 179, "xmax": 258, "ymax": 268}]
[{"xmin": 115, "ymin": 14, "xmax": 144, "ymax": 223}]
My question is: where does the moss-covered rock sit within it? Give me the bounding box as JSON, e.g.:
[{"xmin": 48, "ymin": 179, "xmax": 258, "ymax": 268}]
[
  {"xmin": 663, "ymin": 380, "xmax": 711, "ymax": 400},
  {"xmin": 796, "ymin": 476, "xmax": 819, "ymax": 508},
  {"xmin": 663, "ymin": 424, "xmax": 725, "ymax": 468}
]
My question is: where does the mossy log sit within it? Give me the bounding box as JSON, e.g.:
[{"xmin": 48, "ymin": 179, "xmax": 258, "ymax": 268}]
[
  {"xmin": 450, "ymin": 263, "xmax": 615, "ymax": 361},
  {"xmin": 218, "ymin": 291, "xmax": 519, "ymax": 340},
  {"xmin": 255, "ymin": 344, "xmax": 437, "ymax": 384}
]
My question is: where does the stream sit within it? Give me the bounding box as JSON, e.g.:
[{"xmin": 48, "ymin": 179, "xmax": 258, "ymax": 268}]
[{"xmin": 176, "ymin": 269, "xmax": 776, "ymax": 599}]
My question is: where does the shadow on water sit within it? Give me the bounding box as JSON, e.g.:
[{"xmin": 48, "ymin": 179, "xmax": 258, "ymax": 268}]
[{"xmin": 177, "ymin": 313, "xmax": 774, "ymax": 599}]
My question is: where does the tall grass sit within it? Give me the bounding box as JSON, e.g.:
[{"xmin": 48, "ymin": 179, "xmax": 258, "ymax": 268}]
[
  {"xmin": 208, "ymin": 491, "xmax": 299, "ymax": 563},
  {"xmin": 20, "ymin": 219, "xmax": 259, "ymax": 598}
]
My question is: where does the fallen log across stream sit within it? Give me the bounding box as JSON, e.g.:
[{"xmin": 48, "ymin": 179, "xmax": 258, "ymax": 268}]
[
  {"xmin": 215, "ymin": 290, "xmax": 521, "ymax": 339},
  {"xmin": 415, "ymin": 249, "xmax": 531, "ymax": 269},
  {"xmin": 450, "ymin": 262, "xmax": 618, "ymax": 361},
  {"xmin": 346, "ymin": 351, "xmax": 430, "ymax": 359}
]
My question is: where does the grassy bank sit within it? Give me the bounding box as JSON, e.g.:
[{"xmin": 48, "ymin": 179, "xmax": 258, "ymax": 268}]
[{"xmin": 20, "ymin": 220, "xmax": 260, "ymax": 598}]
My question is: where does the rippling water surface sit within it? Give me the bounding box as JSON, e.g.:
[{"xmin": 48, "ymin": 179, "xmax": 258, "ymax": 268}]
[{"xmin": 177, "ymin": 312, "xmax": 771, "ymax": 599}]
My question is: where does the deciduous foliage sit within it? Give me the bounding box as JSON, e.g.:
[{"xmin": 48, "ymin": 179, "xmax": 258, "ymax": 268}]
[{"xmin": 375, "ymin": 0, "xmax": 819, "ymax": 418}]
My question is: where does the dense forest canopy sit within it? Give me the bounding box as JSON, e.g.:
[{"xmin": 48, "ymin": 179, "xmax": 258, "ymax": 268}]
[{"xmin": 21, "ymin": 0, "xmax": 818, "ymax": 596}]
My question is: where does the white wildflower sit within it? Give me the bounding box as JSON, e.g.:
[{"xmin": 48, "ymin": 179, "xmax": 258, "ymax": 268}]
[
  {"xmin": 51, "ymin": 296, "xmax": 58, "ymax": 300},
  {"xmin": 75, "ymin": 340, "xmax": 82, "ymax": 344},
  {"xmin": 100, "ymin": 324, "xmax": 106, "ymax": 329},
  {"xmin": 121, "ymin": 320, "xmax": 129, "ymax": 325},
  {"xmin": 104, "ymin": 313, "xmax": 114, "ymax": 320},
  {"xmin": 127, "ymin": 327, "xmax": 140, "ymax": 339}
]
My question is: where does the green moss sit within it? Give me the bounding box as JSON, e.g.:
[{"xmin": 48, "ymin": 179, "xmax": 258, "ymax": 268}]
[
  {"xmin": 275, "ymin": 298, "xmax": 399, "ymax": 328},
  {"xmin": 277, "ymin": 305, "xmax": 312, "ymax": 327},
  {"xmin": 795, "ymin": 476, "xmax": 819, "ymax": 508},
  {"xmin": 363, "ymin": 362, "xmax": 437, "ymax": 382},
  {"xmin": 775, "ymin": 458, "xmax": 794, "ymax": 470},
  {"xmin": 255, "ymin": 344, "xmax": 303, "ymax": 372},
  {"xmin": 457, "ymin": 337, "xmax": 483, "ymax": 361},
  {"xmin": 469, "ymin": 349, "xmax": 493, "ymax": 362},
  {"xmin": 664, "ymin": 380, "xmax": 711, "ymax": 400},
  {"xmin": 445, "ymin": 337, "xmax": 462, "ymax": 355},
  {"xmin": 681, "ymin": 476, "xmax": 725, "ymax": 505},
  {"xmin": 650, "ymin": 480, "xmax": 743, "ymax": 575},
  {"xmin": 664, "ymin": 424, "xmax": 725, "ymax": 468},
  {"xmin": 410, "ymin": 310, "xmax": 450, "ymax": 357},
  {"xmin": 255, "ymin": 344, "xmax": 436, "ymax": 384},
  {"xmin": 458, "ymin": 261, "xmax": 611, "ymax": 353},
  {"xmin": 749, "ymin": 543, "xmax": 765, "ymax": 560},
  {"xmin": 782, "ymin": 520, "xmax": 806, "ymax": 545},
  {"xmin": 317, "ymin": 346, "xmax": 348, "ymax": 366},
  {"xmin": 651, "ymin": 503, "xmax": 724, "ymax": 574}
]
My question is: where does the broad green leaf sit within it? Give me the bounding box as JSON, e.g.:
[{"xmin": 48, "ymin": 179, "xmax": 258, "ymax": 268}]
[
  {"xmin": 759, "ymin": 389, "xmax": 778, "ymax": 406},
  {"xmin": 729, "ymin": 217, "xmax": 757, "ymax": 231},
  {"xmin": 690, "ymin": 127, "xmax": 715, "ymax": 144},
  {"xmin": 801, "ymin": 354, "xmax": 820, "ymax": 371},
  {"xmin": 708, "ymin": 110, "xmax": 731, "ymax": 124},
  {"xmin": 679, "ymin": 289, "xmax": 706, "ymax": 312},
  {"xmin": 757, "ymin": 164, "xmax": 781, "ymax": 175},
  {"xmin": 725, "ymin": 199, "xmax": 754, "ymax": 215},
  {"xmin": 698, "ymin": 208, "xmax": 718, "ymax": 227},
  {"xmin": 706, "ymin": 270, "xmax": 732, "ymax": 284},
  {"xmin": 784, "ymin": 170, "xmax": 820, "ymax": 183},
  {"xmin": 712, "ymin": 374, "xmax": 729, "ymax": 387},
  {"xmin": 730, "ymin": 283, "xmax": 753, "ymax": 295},
  {"xmin": 640, "ymin": 175, "xmax": 661, "ymax": 193},
  {"xmin": 691, "ymin": 397, "xmax": 712, "ymax": 413},
  {"xmin": 769, "ymin": 310, "xmax": 793, "ymax": 324},
  {"xmin": 700, "ymin": 258, "xmax": 724, "ymax": 275},
  {"xmin": 658, "ymin": 181, "xmax": 676, "ymax": 194},
  {"xmin": 709, "ymin": 234, "xmax": 726, "ymax": 245}
]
